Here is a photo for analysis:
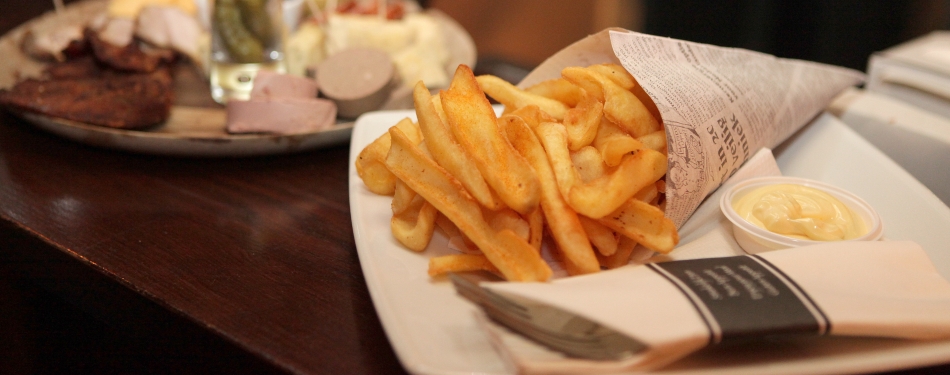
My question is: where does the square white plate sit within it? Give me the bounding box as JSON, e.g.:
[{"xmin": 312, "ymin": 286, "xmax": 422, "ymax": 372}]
[{"xmin": 348, "ymin": 110, "xmax": 950, "ymax": 375}]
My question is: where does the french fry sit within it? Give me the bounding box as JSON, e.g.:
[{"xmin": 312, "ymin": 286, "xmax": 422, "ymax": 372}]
[
  {"xmin": 560, "ymin": 67, "xmax": 605, "ymax": 102},
  {"xmin": 598, "ymin": 235, "xmax": 639, "ymax": 269},
  {"xmin": 593, "ymin": 117, "xmax": 648, "ymax": 167},
  {"xmin": 507, "ymin": 104, "xmax": 557, "ymax": 130},
  {"xmin": 562, "ymin": 66, "xmax": 659, "ymax": 137},
  {"xmin": 414, "ymin": 82, "xmax": 502, "ymax": 210},
  {"xmin": 430, "ymin": 92, "xmax": 448, "ymax": 125},
  {"xmin": 540, "ymin": 120, "xmax": 666, "ymax": 219},
  {"xmin": 598, "ymin": 198, "xmax": 678, "ymax": 254},
  {"xmin": 633, "ymin": 182, "xmax": 659, "ymax": 203},
  {"xmin": 390, "ymin": 190, "xmax": 439, "ymax": 251},
  {"xmin": 638, "ymin": 129, "xmax": 668, "ymax": 152},
  {"xmin": 441, "ymin": 65, "xmax": 541, "ymax": 215},
  {"xmin": 385, "ymin": 126, "xmax": 552, "ymax": 281},
  {"xmin": 428, "ymin": 254, "xmax": 500, "ymax": 277},
  {"xmin": 588, "ymin": 63, "xmax": 636, "ymax": 91},
  {"xmin": 525, "ymin": 78, "xmax": 585, "ymax": 107},
  {"xmin": 355, "ymin": 117, "xmax": 418, "ymax": 195},
  {"xmin": 356, "ymin": 146, "xmax": 398, "ymax": 195},
  {"xmin": 488, "ymin": 208, "xmax": 531, "ymax": 243},
  {"xmin": 476, "ymin": 74, "xmax": 569, "ymax": 120},
  {"xmin": 525, "ymin": 207, "xmax": 544, "ymax": 251},
  {"xmin": 535, "ymin": 122, "xmax": 581, "ymax": 200},
  {"xmin": 391, "ymin": 179, "xmax": 416, "ymax": 215},
  {"xmin": 436, "ymin": 214, "xmax": 480, "ymax": 254},
  {"xmin": 578, "ymin": 215, "xmax": 618, "ymax": 256},
  {"xmin": 568, "ymin": 148, "xmax": 668, "ymax": 219},
  {"xmin": 503, "ymin": 114, "xmax": 599, "ymax": 275},
  {"xmin": 562, "ymin": 91, "xmax": 603, "ymax": 151},
  {"xmin": 570, "ymin": 146, "xmax": 606, "ymax": 183}
]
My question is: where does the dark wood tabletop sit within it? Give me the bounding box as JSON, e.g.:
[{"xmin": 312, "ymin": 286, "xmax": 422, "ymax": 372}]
[
  {"xmin": 1, "ymin": 1, "xmax": 949, "ymax": 375},
  {"xmin": 0, "ymin": 1, "xmax": 406, "ymax": 374}
]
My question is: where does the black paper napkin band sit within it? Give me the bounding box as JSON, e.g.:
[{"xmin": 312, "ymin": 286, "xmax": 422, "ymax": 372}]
[{"xmin": 647, "ymin": 255, "xmax": 830, "ymax": 345}]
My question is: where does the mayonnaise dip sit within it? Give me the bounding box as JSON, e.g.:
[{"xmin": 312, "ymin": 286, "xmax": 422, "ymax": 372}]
[{"xmin": 731, "ymin": 183, "xmax": 867, "ymax": 241}]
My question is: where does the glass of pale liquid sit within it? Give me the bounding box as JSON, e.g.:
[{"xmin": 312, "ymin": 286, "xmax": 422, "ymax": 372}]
[{"xmin": 210, "ymin": 0, "xmax": 286, "ymax": 104}]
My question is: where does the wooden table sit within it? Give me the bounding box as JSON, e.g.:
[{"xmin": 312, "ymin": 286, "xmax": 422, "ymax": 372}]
[
  {"xmin": 0, "ymin": 2, "xmax": 405, "ymax": 373},
  {"xmin": 1, "ymin": 1, "xmax": 948, "ymax": 374}
]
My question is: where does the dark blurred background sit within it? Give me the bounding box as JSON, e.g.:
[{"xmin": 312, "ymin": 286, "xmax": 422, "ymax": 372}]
[
  {"xmin": 429, "ymin": 0, "xmax": 950, "ymax": 82},
  {"xmin": 641, "ymin": 0, "xmax": 950, "ymax": 71}
]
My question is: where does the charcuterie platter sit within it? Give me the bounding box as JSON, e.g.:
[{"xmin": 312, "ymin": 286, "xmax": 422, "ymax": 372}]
[{"xmin": 0, "ymin": 0, "xmax": 475, "ymax": 157}]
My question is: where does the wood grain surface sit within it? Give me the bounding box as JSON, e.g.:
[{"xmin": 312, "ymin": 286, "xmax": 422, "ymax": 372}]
[{"xmin": 0, "ymin": 1, "xmax": 406, "ymax": 373}]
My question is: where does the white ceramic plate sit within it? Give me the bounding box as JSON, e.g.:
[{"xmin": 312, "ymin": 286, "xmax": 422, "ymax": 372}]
[
  {"xmin": 1, "ymin": 0, "xmax": 475, "ymax": 157},
  {"xmin": 348, "ymin": 110, "xmax": 950, "ymax": 375}
]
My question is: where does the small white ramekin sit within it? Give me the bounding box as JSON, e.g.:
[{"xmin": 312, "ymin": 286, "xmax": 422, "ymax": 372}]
[{"xmin": 719, "ymin": 176, "xmax": 884, "ymax": 254}]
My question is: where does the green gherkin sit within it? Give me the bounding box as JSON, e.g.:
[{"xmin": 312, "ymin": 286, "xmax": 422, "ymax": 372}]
[
  {"xmin": 214, "ymin": 0, "xmax": 264, "ymax": 63},
  {"xmin": 236, "ymin": 0, "xmax": 275, "ymax": 43}
]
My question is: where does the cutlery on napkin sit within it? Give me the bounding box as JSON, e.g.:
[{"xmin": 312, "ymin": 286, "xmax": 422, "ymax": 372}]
[{"xmin": 454, "ymin": 149, "xmax": 950, "ymax": 374}]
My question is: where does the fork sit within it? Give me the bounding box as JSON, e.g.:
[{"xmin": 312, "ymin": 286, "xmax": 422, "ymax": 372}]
[{"xmin": 450, "ymin": 273, "xmax": 647, "ymax": 361}]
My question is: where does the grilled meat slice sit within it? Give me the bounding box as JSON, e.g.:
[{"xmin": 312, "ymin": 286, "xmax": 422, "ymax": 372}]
[
  {"xmin": 0, "ymin": 67, "xmax": 173, "ymax": 129},
  {"xmin": 42, "ymin": 55, "xmax": 104, "ymax": 79}
]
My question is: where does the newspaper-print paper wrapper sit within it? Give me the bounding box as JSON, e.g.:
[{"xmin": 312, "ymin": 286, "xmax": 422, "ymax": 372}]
[{"xmin": 517, "ymin": 29, "xmax": 865, "ymax": 228}]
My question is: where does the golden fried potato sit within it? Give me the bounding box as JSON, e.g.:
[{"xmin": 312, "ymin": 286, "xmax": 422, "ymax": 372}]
[
  {"xmin": 571, "ymin": 146, "xmax": 606, "ymax": 183},
  {"xmin": 442, "ymin": 66, "xmax": 541, "ymax": 215},
  {"xmin": 385, "ymin": 126, "xmax": 552, "ymax": 281},
  {"xmin": 598, "ymin": 235, "xmax": 639, "ymax": 269},
  {"xmin": 588, "ymin": 63, "xmax": 636, "ymax": 91},
  {"xmin": 568, "ymin": 149, "xmax": 668, "ymax": 219},
  {"xmin": 428, "ymin": 254, "xmax": 500, "ymax": 277},
  {"xmin": 562, "ymin": 91, "xmax": 603, "ymax": 151},
  {"xmin": 389, "ymin": 181, "xmax": 439, "ymax": 251},
  {"xmin": 525, "ymin": 78, "xmax": 585, "ymax": 107},
  {"xmin": 562, "ymin": 66, "xmax": 659, "ymax": 137},
  {"xmin": 535, "ymin": 122, "xmax": 581, "ymax": 201},
  {"xmin": 356, "ymin": 62, "xmax": 678, "ymax": 281},
  {"xmin": 598, "ymin": 199, "xmax": 678, "ymax": 254},
  {"xmin": 525, "ymin": 207, "xmax": 544, "ymax": 251},
  {"xmin": 414, "ymin": 82, "xmax": 502, "ymax": 210},
  {"xmin": 507, "ymin": 104, "xmax": 557, "ymax": 130},
  {"xmin": 476, "ymin": 74, "xmax": 569, "ymax": 120},
  {"xmin": 577, "ymin": 215, "xmax": 618, "ymax": 256},
  {"xmin": 638, "ymin": 129, "xmax": 668, "ymax": 152},
  {"xmin": 488, "ymin": 208, "xmax": 531, "ymax": 243},
  {"xmin": 355, "ymin": 118, "xmax": 416, "ymax": 195},
  {"xmin": 503, "ymin": 114, "xmax": 599, "ymax": 275},
  {"xmin": 593, "ymin": 118, "xmax": 648, "ymax": 167}
]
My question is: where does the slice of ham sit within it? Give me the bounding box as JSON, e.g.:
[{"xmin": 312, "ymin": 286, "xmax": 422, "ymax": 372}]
[
  {"xmin": 225, "ymin": 97, "xmax": 337, "ymax": 134},
  {"xmin": 227, "ymin": 71, "xmax": 337, "ymax": 134},
  {"xmin": 249, "ymin": 70, "xmax": 318, "ymax": 99}
]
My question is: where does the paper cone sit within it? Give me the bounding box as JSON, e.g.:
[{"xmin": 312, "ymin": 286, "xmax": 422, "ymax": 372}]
[{"xmin": 517, "ymin": 29, "xmax": 865, "ymax": 227}]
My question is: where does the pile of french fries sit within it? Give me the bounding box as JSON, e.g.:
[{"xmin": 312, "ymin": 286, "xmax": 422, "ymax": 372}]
[{"xmin": 356, "ymin": 64, "xmax": 678, "ymax": 282}]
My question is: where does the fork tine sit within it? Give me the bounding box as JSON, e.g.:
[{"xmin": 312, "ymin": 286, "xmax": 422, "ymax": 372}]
[{"xmin": 451, "ymin": 273, "xmax": 529, "ymax": 317}]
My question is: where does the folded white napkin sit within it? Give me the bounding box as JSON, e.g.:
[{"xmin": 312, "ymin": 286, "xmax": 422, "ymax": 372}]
[
  {"xmin": 475, "ymin": 149, "xmax": 950, "ymax": 374},
  {"xmin": 481, "ymin": 241, "xmax": 950, "ymax": 374}
]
